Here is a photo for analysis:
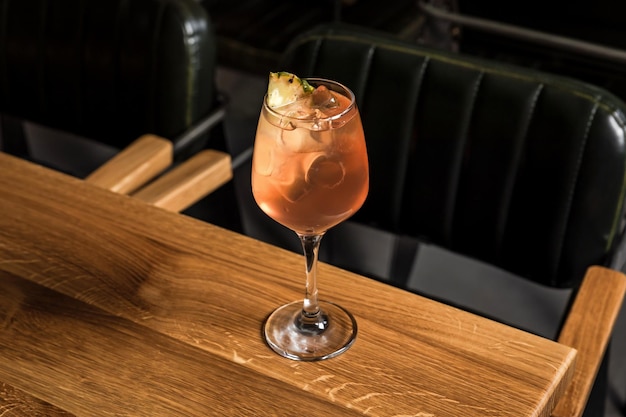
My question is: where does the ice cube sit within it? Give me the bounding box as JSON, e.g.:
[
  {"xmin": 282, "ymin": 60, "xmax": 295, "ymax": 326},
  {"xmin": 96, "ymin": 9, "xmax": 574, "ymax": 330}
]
[
  {"xmin": 278, "ymin": 175, "xmax": 310, "ymax": 202},
  {"xmin": 278, "ymin": 97, "xmax": 317, "ymax": 121},
  {"xmin": 281, "ymin": 125, "xmax": 330, "ymax": 153},
  {"xmin": 311, "ymin": 86, "xmax": 338, "ymax": 110},
  {"xmin": 254, "ymin": 147, "xmax": 274, "ymax": 176},
  {"xmin": 274, "ymin": 153, "xmax": 346, "ymax": 202},
  {"xmin": 305, "ymin": 155, "xmax": 345, "ymax": 189}
]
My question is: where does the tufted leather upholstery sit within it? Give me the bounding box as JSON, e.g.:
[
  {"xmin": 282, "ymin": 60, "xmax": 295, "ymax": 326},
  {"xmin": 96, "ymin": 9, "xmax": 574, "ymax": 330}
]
[
  {"xmin": 0, "ymin": 0, "xmax": 216, "ymax": 151},
  {"xmin": 281, "ymin": 24, "xmax": 626, "ymax": 289}
]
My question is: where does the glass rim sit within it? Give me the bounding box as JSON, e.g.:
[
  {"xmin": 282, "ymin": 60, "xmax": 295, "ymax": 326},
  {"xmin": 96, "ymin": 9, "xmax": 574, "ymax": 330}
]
[{"xmin": 263, "ymin": 77, "xmax": 356, "ymax": 123}]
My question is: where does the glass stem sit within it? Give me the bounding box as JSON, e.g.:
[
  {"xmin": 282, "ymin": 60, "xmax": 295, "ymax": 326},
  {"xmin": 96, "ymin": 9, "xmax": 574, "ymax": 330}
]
[{"xmin": 297, "ymin": 232, "xmax": 328, "ymax": 333}]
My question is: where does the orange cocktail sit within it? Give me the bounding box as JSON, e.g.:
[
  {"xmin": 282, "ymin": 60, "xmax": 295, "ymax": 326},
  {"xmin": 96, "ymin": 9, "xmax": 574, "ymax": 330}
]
[
  {"xmin": 252, "ymin": 79, "xmax": 368, "ymax": 235},
  {"xmin": 252, "ymin": 75, "xmax": 368, "ymax": 361}
]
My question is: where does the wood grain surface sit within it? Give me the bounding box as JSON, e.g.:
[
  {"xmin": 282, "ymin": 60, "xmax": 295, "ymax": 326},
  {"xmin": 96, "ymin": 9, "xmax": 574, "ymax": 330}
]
[
  {"xmin": 85, "ymin": 134, "xmax": 172, "ymax": 194},
  {"xmin": 0, "ymin": 153, "xmax": 577, "ymax": 417},
  {"xmin": 553, "ymin": 266, "xmax": 626, "ymax": 417},
  {"xmin": 132, "ymin": 149, "xmax": 232, "ymax": 212}
]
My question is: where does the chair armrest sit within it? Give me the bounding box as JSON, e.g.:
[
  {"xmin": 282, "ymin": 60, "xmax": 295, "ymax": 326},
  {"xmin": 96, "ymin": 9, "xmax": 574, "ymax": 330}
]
[
  {"xmin": 85, "ymin": 134, "xmax": 173, "ymax": 194},
  {"xmin": 131, "ymin": 149, "xmax": 232, "ymax": 213},
  {"xmin": 552, "ymin": 266, "xmax": 626, "ymax": 417}
]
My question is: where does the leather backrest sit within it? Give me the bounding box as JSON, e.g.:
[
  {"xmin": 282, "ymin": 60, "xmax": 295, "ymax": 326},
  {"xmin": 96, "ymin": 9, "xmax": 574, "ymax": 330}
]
[
  {"xmin": 281, "ymin": 24, "xmax": 626, "ymax": 288},
  {"xmin": 0, "ymin": 0, "xmax": 216, "ymax": 149}
]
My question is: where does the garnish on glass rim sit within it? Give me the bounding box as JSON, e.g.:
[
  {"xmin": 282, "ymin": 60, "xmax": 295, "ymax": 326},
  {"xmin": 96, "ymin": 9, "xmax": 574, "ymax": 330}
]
[{"xmin": 266, "ymin": 71, "xmax": 314, "ymax": 108}]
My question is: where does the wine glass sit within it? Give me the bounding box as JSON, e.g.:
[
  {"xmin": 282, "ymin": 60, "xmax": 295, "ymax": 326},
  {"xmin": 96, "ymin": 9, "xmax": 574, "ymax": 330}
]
[{"xmin": 251, "ymin": 78, "xmax": 369, "ymax": 361}]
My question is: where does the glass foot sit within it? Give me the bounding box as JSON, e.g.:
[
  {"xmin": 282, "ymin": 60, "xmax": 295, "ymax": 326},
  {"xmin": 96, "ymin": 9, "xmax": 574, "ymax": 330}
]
[{"xmin": 263, "ymin": 300, "xmax": 357, "ymax": 361}]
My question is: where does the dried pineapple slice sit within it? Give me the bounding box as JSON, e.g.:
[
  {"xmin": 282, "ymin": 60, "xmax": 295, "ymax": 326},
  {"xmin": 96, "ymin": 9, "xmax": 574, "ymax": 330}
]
[{"xmin": 266, "ymin": 71, "xmax": 314, "ymax": 108}]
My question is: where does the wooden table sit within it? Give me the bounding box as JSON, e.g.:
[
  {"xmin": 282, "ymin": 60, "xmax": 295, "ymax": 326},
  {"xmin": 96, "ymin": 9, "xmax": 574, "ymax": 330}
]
[{"xmin": 0, "ymin": 152, "xmax": 576, "ymax": 416}]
